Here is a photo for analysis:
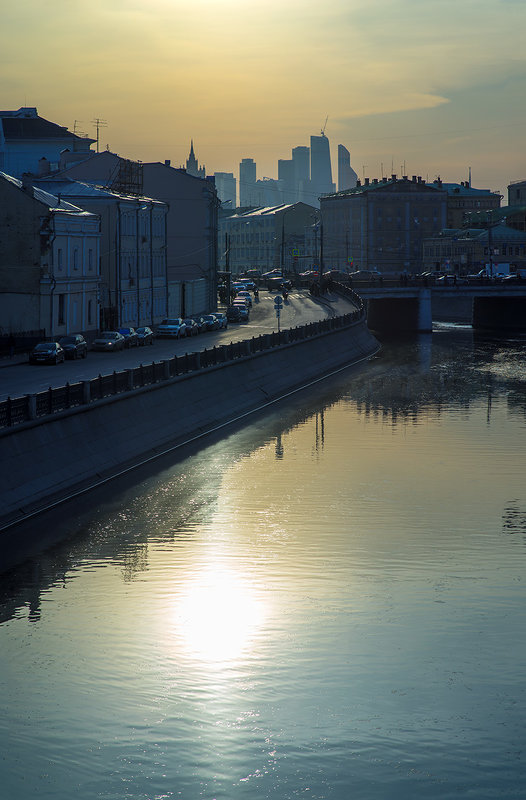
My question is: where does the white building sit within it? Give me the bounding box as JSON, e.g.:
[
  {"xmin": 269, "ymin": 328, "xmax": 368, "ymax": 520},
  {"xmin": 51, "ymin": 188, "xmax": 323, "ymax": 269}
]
[
  {"xmin": 33, "ymin": 177, "xmax": 169, "ymax": 330},
  {"xmin": 0, "ymin": 172, "xmax": 101, "ymax": 339}
]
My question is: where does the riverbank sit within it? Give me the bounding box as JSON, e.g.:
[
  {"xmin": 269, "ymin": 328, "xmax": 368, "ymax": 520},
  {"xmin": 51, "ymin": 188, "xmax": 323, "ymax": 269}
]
[{"xmin": 0, "ymin": 313, "xmax": 379, "ymax": 569}]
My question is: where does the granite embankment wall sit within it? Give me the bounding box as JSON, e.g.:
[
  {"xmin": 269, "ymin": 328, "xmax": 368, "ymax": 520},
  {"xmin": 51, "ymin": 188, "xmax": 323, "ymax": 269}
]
[{"xmin": 0, "ymin": 315, "xmax": 379, "ymax": 538}]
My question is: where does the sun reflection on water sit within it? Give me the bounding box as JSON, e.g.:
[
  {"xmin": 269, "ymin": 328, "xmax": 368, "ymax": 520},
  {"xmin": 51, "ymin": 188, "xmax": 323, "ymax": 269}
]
[{"xmin": 174, "ymin": 567, "xmax": 266, "ymax": 664}]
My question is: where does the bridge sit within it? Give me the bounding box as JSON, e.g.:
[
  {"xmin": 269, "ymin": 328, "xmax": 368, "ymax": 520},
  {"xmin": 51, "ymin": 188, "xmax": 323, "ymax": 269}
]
[{"xmin": 345, "ymin": 282, "xmax": 526, "ymax": 332}]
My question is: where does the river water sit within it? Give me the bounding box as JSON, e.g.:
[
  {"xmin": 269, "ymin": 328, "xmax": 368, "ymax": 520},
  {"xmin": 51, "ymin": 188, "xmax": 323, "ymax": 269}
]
[{"xmin": 1, "ymin": 324, "xmax": 525, "ymax": 800}]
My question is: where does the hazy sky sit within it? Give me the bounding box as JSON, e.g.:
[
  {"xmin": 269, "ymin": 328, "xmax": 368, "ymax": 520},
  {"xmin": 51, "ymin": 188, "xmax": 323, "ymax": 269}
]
[{"xmin": 3, "ymin": 0, "xmax": 526, "ymax": 196}]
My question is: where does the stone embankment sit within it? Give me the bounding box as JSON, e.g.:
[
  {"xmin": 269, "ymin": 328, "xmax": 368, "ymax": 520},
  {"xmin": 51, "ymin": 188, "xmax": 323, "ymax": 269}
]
[{"xmin": 0, "ymin": 302, "xmax": 379, "ymax": 566}]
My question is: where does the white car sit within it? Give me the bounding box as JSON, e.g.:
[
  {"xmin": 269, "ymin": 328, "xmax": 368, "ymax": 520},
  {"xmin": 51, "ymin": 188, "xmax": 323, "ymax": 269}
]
[
  {"xmin": 156, "ymin": 318, "xmax": 187, "ymax": 338},
  {"xmin": 235, "ymin": 290, "xmax": 253, "ymax": 307}
]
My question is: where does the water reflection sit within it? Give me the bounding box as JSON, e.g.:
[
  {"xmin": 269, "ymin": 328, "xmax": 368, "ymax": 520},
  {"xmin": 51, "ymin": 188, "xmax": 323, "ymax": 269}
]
[
  {"xmin": 1, "ymin": 324, "xmax": 525, "ymax": 800},
  {"xmin": 174, "ymin": 565, "xmax": 266, "ymax": 663}
]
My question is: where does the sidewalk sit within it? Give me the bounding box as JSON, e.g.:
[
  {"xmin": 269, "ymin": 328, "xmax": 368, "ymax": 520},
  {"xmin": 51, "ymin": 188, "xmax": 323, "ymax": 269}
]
[{"xmin": 0, "ymin": 353, "xmax": 29, "ymax": 369}]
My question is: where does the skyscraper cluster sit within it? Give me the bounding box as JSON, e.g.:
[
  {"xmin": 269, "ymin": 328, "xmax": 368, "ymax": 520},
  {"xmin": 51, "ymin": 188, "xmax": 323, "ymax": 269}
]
[
  {"xmin": 195, "ymin": 132, "xmax": 358, "ymax": 209},
  {"xmin": 237, "ymin": 133, "xmax": 357, "ymax": 209}
]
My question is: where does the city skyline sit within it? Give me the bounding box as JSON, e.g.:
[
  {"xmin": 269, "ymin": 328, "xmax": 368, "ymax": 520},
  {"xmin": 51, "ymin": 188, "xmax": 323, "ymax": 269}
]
[{"xmin": 2, "ymin": 0, "xmax": 526, "ymax": 197}]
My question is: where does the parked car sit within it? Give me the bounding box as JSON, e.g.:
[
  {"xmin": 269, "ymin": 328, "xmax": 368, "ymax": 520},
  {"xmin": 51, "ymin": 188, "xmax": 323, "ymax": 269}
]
[
  {"xmin": 58, "ymin": 334, "xmax": 88, "ymax": 359},
  {"xmin": 91, "ymin": 331, "xmax": 126, "ymax": 351},
  {"xmin": 201, "ymin": 314, "xmax": 221, "ymax": 331},
  {"xmin": 156, "ymin": 318, "xmax": 187, "ymax": 338},
  {"xmin": 118, "ymin": 327, "xmax": 139, "ymax": 347},
  {"xmin": 235, "ymin": 290, "xmax": 253, "ymax": 307},
  {"xmin": 135, "ymin": 326, "xmax": 154, "ymax": 345},
  {"xmin": 235, "ymin": 278, "xmax": 256, "ymax": 290},
  {"xmin": 182, "ymin": 318, "xmax": 200, "ymax": 336},
  {"xmin": 214, "ymin": 312, "xmax": 228, "ymax": 329},
  {"xmin": 231, "ymin": 302, "xmax": 249, "ymax": 321},
  {"xmin": 349, "ymin": 269, "xmax": 382, "ymax": 280},
  {"xmin": 191, "ymin": 317, "xmax": 207, "ymax": 333},
  {"xmin": 29, "ymin": 341, "xmax": 65, "ymax": 365},
  {"xmin": 226, "ymin": 306, "xmax": 244, "ymax": 323},
  {"xmin": 435, "ymin": 274, "xmax": 468, "ymax": 285}
]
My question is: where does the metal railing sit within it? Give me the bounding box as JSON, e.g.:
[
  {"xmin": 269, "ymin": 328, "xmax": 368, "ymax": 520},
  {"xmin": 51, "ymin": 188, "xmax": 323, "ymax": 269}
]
[{"xmin": 0, "ymin": 302, "xmax": 365, "ymax": 430}]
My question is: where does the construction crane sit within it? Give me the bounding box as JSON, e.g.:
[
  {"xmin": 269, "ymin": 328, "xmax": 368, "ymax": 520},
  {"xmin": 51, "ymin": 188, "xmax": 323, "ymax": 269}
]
[{"xmin": 321, "ymin": 115, "xmax": 328, "ymax": 136}]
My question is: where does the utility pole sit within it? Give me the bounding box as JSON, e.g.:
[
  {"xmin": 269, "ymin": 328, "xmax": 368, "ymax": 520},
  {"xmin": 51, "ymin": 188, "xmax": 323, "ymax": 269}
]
[
  {"xmin": 225, "ymin": 233, "xmax": 231, "ymax": 301},
  {"xmin": 487, "ymin": 211, "xmax": 494, "ymax": 277}
]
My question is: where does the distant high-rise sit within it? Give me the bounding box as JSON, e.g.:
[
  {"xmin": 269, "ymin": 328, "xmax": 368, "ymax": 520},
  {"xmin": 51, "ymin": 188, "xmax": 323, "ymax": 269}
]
[
  {"xmin": 214, "ymin": 172, "xmax": 236, "ymax": 208},
  {"xmin": 239, "ymin": 157, "xmax": 258, "ymax": 207},
  {"xmin": 185, "ymin": 141, "xmax": 206, "ymax": 179},
  {"xmin": 278, "ymin": 158, "xmax": 295, "ymax": 203},
  {"xmin": 310, "ymin": 133, "xmax": 335, "ymax": 200},
  {"xmin": 292, "ymin": 146, "xmax": 309, "ymax": 187},
  {"xmin": 338, "ymin": 145, "xmax": 357, "ymax": 192}
]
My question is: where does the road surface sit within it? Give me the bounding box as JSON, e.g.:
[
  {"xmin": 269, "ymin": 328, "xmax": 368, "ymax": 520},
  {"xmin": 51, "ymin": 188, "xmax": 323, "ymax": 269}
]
[{"xmin": 0, "ymin": 289, "xmax": 356, "ymax": 402}]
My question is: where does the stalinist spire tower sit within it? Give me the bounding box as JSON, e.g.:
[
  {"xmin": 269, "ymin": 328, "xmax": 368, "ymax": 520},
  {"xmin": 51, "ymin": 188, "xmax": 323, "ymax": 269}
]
[{"xmin": 185, "ymin": 140, "xmax": 206, "ymax": 178}]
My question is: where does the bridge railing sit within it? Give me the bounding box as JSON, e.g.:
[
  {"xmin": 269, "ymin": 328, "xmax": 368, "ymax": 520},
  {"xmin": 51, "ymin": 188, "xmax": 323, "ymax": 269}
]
[{"xmin": 0, "ymin": 305, "xmax": 365, "ymax": 430}]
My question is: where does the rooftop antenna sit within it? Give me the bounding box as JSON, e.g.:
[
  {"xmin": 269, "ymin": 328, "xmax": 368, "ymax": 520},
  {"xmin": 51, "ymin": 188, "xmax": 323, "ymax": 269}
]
[
  {"xmin": 468, "ymin": 166, "xmax": 472, "ymax": 187},
  {"xmin": 92, "ymin": 117, "xmax": 108, "ymax": 153},
  {"xmin": 73, "ymin": 120, "xmax": 87, "ymax": 138},
  {"xmin": 321, "ymin": 115, "xmax": 328, "ymax": 136}
]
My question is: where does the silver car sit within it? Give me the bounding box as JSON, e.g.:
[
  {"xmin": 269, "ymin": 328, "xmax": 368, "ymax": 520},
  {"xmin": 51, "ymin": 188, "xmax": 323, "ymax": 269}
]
[{"xmin": 91, "ymin": 331, "xmax": 126, "ymax": 351}]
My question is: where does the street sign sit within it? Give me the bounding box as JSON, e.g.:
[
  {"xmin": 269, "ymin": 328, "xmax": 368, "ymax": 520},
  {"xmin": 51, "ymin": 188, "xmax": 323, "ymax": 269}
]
[{"xmin": 274, "ymin": 295, "xmax": 283, "ymax": 308}]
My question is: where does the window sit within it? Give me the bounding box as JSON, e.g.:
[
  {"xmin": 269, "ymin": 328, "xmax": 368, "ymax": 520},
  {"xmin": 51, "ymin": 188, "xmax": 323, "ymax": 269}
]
[
  {"xmin": 58, "ymin": 294, "xmax": 65, "ymax": 325},
  {"xmin": 73, "ymin": 247, "xmax": 79, "ymax": 270},
  {"xmin": 88, "ymin": 249, "xmax": 93, "ymax": 270},
  {"xmin": 57, "ymin": 248, "xmax": 63, "ymax": 271},
  {"xmin": 88, "ymin": 299, "xmax": 93, "ymax": 324}
]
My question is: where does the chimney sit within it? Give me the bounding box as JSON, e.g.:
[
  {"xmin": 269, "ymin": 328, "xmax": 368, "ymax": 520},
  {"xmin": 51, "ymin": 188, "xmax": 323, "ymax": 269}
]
[
  {"xmin": 412, "ymin": 175, "xmax": 417, "ymax": 183},
  {"xmin": 38, "ymin": 157, "xmax": 50, "ymax": 176},
  {"xmin": 165, "ymin": 159, "xmax": 171, "ymax": 167},
  {"xmin": 391, "ymin": 174, "xmax": 397, "ymax": 181},
  {"xmin": 21, "ymin": 173, "xmax": 33, "ymax": 194},
  {"xmin": 364, "ymin": 177, "xmax": 370, "ymax": 185}
]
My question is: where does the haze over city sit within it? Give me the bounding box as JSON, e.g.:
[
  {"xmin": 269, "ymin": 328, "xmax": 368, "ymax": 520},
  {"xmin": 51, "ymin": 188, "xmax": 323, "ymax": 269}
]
[{"xmin": 3, "ymin": 0, "xmax": 526, "ymax": 196}]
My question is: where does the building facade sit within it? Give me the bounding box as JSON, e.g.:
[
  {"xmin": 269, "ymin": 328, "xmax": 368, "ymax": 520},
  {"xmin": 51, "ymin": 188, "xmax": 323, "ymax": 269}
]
[
  {"xmin": 40, "ymin": 151, "xmax": 219, "ymax": 317},
  {"xmin": 0, "ymin": 172, "xmax": 101, "ymax": 338},
  {"xmin": 423, "ymin": 224, "xmax": 526, "ymax": 274},
  {"xmin": 33, "ymin": 176, "xmax": 168, "ymax": 329},
  {"xmin": 320, "ymin": 175, "xmax": 448, "ymax": 274},
  {"xmin": 218, "ymin": 202, "xmax": 316, "ymax": 274},
  {"xmin": 430, "ymin": 179, "xmax": 501, "ymax": 228}
]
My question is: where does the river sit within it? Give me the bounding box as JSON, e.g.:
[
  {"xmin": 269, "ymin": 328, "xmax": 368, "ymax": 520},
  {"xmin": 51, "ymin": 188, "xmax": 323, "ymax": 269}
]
[{"xmin": 0, "ymin": 323, "xmax": 525, "ymax": 800}]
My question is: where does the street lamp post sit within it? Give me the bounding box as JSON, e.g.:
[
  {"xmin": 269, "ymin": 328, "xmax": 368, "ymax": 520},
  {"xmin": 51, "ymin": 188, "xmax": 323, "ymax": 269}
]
[
  {"xmin": 311, "ymin": 209, "xmax": 325, "ymax": 283},
  {"xmin": 280, "ymin": 206, "xmax": 295, "ymax": 273}
]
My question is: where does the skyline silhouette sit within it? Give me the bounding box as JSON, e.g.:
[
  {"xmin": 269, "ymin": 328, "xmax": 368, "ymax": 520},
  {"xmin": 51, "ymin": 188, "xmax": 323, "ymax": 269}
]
[{"xmin": 2, "ymin": 0, "xmax": 525, "ymax": 197}]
